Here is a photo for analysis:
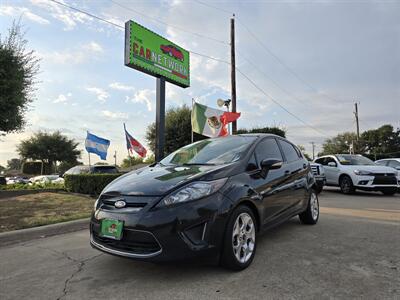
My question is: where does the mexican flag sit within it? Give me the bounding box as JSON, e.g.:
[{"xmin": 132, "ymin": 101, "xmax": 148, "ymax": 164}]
[{"xmin": 191, "ymin": 102, "xmax": 241, "ymax": 137}]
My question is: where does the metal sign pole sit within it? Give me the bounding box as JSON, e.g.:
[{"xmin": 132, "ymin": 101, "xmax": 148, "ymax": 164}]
[{"xmin": 155, "ymin": 77, "xmax": 166, "ymax": 162}]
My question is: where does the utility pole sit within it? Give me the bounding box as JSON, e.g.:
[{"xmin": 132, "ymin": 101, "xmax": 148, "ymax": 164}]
[
  {"xmin": 310, "ymin": 142, "xmax": 315, "ymax": 160},
  {"xmin": 230, "ymin": 14, "xmax": 237, "ymax": 134},
  {"xmin": 354, "ymin": 102, "xmax": 360, "ymax": 141}
]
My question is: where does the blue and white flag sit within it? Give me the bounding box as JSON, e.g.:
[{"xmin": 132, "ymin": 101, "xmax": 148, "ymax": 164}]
[{"xmin": 85, "ymin": 132, "xmax": 110, "ymax": 160}]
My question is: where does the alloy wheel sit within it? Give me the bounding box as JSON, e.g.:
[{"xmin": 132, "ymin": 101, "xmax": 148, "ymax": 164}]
[
  {"xmin": 310, "ymin": 192, "xmax": 319, "ymax": 220},
  {"xmin": 232, "ymin": 212, "xmax": 255, "ymax": 264}
]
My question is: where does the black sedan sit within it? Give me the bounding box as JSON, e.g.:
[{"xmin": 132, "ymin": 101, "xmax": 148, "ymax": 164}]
[{"xmin": 90, "ymin": 134, "xmax": 319, "ymax": 270}]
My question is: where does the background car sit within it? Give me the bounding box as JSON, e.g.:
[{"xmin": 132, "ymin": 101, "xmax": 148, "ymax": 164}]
[
  {"xmin": 375, "ymin": 158, "xmax": 400, "ymax": 170},
  {"xmin": 310, "ymin": 162, "xmax": 326, "ymax": 194},
  {"xmin": 63, "ymin": 165, "xmax": 119, "ymax": 176},
  {"xmin": 314, "ymin": 154, "xmax": 398, "ymax": 195},
  {"xmin": 90, "ymin": 134, "xmax": 318, "ymax": 270}
]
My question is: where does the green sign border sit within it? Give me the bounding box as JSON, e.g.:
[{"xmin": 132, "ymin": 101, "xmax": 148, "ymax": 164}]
[{"xmin": 124, "ymin": 20, "xmax": 190, "ymax": 88}]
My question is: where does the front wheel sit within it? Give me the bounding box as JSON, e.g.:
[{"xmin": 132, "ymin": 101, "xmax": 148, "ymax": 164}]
[
  {"xmin": 299, "ymin": 190, "xmax": 319, "ymax": 225},
  {"xmin": 221, "ymin": 205, "xmax": 257, "ymax": 271},
  {"xmin": 340, "ymin": 175, "xmax": 355, "ymax": 194}
]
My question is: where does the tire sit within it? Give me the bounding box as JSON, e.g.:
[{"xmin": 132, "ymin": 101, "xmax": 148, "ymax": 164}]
[
  {"xmin": 299, "ymin": 190, "xmax": 319, "ymax": 225},
  {"xmin": 221, "ymin": 205, "xmax": 257, "ymax": 271},
  {"xmin": 381, "ymin": 188, "xmax": 397, "ymax": 196},
  {"xmin": 339, "ymin": 175, "xmax": 355, "ymax": 194}
]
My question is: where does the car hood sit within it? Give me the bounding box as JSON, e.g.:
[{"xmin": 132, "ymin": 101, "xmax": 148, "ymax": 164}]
[
  {"xmin": 101, "ymin": 163, "xmax": 234, "ymax": 196},
  {"xmin": 342, "ymin": 165, "xmax": 397, "ymax": 173}
]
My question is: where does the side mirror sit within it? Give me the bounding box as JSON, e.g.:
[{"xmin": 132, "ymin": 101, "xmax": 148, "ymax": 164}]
[
  {"xmin": 327, "ymin": 162, "xmax": 337, "ymax": 167},
  {"xmin": 259, "ymin": 159, "xmax": 282, "ymax": 178},
  {"xmin": 261, "ymin": 158, "xmax": 283, "ymax": 170}
]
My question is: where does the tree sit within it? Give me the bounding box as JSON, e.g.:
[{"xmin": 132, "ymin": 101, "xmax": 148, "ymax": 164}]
[
  {"xmin": 319, "ymin": 132, "xmax": 357, "ymax": 156},
  {"xmin": 237, "ymin": 126, "xmax": 286, "ymax": 137},
  {"xmin": 17, "ymin": 131, "xmax": 81, "ymax": 174},
  {"xmin": 146, "ymin": 105, "xmax": 193, "ymax": 155},
  {"xmin": 0, "ymin": 21, "xmax": 40, "ymax": 135},
  {"xmin": 120, "ymin": 156, "xmax": 144, "ymax": 168},
  {"xmin": 360, "ymin": 124, "xmax": 400, "ymax": 159},
  {"xmin": 6, "ymin": 158, "xmax": 22, "ymax": 170},
  {"xmin": 297, "ymin": 145, "xmax": 311, "ymax": 161}
]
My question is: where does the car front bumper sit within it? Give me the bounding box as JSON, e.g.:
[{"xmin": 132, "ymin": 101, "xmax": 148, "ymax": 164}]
[
  {"xmin": 353, "ymin": 174, "xmax": 399, "ymax": 190},
  {"xmin": 90, "ymin": 192, "xmax": 231, "ymax": 262}
]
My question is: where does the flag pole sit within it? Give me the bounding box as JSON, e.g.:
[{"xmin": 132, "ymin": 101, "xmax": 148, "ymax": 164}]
[
  {"xmin": 191, "ymin": 98, "xmax": 194, "ymax": 144},
  {"xmin": 124, "ymin": 123, "xmax": 132, "ymax": 168},
  {"xmin": 86, "ymin": 130, "xmax": 91, "ymax": 167}
]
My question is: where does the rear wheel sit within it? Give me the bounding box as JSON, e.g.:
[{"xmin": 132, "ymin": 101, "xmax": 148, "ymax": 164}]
[
  {"xmin": 299, "ymin": 190, "xmax": 319, "ymax": 225},
  {"xmin": 221, "ymin": 205, "xmax": 256, "ymax": 271},
  {"xmin": 340, "ymin": 175, "xmax": 355, "ymax": 194}
]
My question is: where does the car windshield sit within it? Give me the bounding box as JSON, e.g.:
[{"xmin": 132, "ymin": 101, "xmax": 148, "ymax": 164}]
[
  {"xmin": 160, "ymin": 136, "xmax": 257, "ymax": 166},
  {"xmin": 336, "ymin": 154, "xmax": 375, "ymax": 165}
]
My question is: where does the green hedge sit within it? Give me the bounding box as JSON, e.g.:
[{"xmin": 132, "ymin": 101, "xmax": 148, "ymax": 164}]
[
  {"xmin": 64, "ymin": 174, "xmax": 122, "ymax": 195},
  {"xmin": 0, "ymin": 182, "xmax": 64, "ymax": 191}
]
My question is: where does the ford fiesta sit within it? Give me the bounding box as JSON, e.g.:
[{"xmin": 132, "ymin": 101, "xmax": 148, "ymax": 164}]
[{"xmin": 90, "ymin": 134, "xmax": 318, "ymax": 270}]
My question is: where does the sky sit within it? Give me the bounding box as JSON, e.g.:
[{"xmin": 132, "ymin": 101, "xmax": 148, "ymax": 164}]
[{"xmin": 1, "ymin": 0, "xmax": 399, "ymax": 166}]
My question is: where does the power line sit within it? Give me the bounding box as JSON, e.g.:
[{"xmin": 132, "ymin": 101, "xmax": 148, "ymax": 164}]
[
  {"xmin": 192, "ymin": 0, "xmax": 234, "ymax": 15},
  {"xmin": 47, "ymin": 0, "xmax": 329, "ymax": 138},
  {"xmin": 49, "ymin": 0, "xmax": 124, "ymax": 29},
  {"xmin": 47, "ymin": 0, "xmax": 229, "ymax": 63},
  {"xmin": 235, "ymin": 67, "xmax": 330, "ymax": 137},
  {"xmin": 109, "ymin": 0, "xmax": 229, "ymax": 46}
]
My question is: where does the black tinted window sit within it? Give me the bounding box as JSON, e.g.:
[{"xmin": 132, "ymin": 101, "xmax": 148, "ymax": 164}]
[
  {"xmin": 255, "ymin": 138, "xmax": 283, "ymax": 165},
  {"xmin": 278, "ymin": 140, "xmax": 300, "ymax": 163},
  {"xmin": 315, "ymin": 158, "xmax": 325, "ymax": 165}
]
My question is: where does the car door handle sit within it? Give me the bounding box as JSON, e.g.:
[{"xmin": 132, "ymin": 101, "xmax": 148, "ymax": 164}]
[
  {"xmin": 303, "ymin": 163, "xmax": 307, "ymax": 169},
  {"xmin": 284, "ymin": 170, "xmax": 290, "ymax": 175}
]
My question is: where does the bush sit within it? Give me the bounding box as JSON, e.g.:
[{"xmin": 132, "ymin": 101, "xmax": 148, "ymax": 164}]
[
  {"xmin": 0, "ymin": 182, "xmax": 64, "ymax": 191},
  {"xmin": 64, "ymin": 174, "xmax": 122, "ymax": 195}
]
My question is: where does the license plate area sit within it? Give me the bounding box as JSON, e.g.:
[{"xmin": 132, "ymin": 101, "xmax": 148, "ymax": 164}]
[{"xmin": 100, "ymin": 219, "xmax": 124, "ymax": 240}]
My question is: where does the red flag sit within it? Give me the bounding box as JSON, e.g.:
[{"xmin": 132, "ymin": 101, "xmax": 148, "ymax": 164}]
[{"xmin": 124, "ymin": 125, "xmax": 147, "ymax": 158}]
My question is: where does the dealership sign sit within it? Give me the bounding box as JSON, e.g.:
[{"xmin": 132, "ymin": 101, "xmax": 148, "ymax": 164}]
[{"xmin": 124, "ymin": 20, "xmax": 190, "ymax": 88}]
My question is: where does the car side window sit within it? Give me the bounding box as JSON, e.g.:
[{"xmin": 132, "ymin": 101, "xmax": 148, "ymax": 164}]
[
  {"xmin": 278, "ymin": 140, "xmax": 300, "ymax": 163},
  {"xmin": 315, "ymin": 158, "xmax": 325, "ymax": 165},
  {"xmin": 388, "ymin": 160, "xmax": 400, "ymax": 168},
  {"xmin": 254, "ymin": 138, "xmax": 283, "ymax": 167},
  {"xmin": 375, "ymin": 161, "xmax": 386, "ymax": 166},
  {"xmin": 325, "ymin": 157, "xmax": 337, "ymax": 166}
]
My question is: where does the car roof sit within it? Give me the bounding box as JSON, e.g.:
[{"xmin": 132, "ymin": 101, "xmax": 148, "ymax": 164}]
[
  {"xmin": 376, "ymin": 158, "xmax": 400, "ymax": 161},
  {"xmin": 237, "ymin": 133, "xmax": 281, "ymax": 138}
]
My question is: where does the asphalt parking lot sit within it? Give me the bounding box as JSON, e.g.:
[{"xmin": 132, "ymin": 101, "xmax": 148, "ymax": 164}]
[{"xmin": 0, "ymin": 188, "xmax": 399, "ymax": 300}]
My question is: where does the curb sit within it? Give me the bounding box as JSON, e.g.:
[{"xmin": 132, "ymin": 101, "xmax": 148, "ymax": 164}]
[{"xmin": 0, "ymin": 218, "xmax": 90, "ymax": 247}]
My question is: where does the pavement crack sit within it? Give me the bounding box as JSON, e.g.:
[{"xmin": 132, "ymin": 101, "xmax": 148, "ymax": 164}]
[{"xmin": 56, "ymin": 253, "xmax": 103, "ymax": 300}]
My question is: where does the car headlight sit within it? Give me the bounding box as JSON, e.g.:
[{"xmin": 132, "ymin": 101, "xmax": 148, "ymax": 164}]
[
  {"xmin": 354, "ymin": 170, "xmax": 373, "ymax": 176},
  {"xmin": 161, "ymin": 178, "xmax": 228, "ymax": 206}
]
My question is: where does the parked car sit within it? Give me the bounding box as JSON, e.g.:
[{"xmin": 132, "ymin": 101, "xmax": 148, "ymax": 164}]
[
  {"xmin": 375, "ymin": 158, "xmax": 400, "ymax": 171},
  {"xmin": 6, "ymin": 176, "xmax": 30, "ymax": 185},
  {"xmin": 310, "ymin": 162, "xmax": 326, "ymax": 194},
  {"xmin": 64, "ymin": 165, "xmax": 119, "ymax": 176},
  {"xmin": 30, "ymin": 175, "xmax": 60, "ymax": 184},
  {"xmin": 314, "ymin": 154, "xmax": 399, "ymax": 195},
  {"xmin": 90, "ymin": 134, "xmax": 318, "ymax": 270}
]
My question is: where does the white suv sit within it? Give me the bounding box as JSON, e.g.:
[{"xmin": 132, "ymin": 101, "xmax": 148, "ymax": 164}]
[{"xmin": 314, "ymin": 154, "xmax": 399, "ymax": 195}]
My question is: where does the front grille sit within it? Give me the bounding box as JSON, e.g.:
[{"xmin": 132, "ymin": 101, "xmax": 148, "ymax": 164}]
[
  {"xmin": 102, "ymin": 199, "xmax": 147, "ymax": 208},
  {"xmin": 311, "ymin": 165, "xmax": 320, "ymax": 176},
  {"xmin": 92, "ymin": 224, "xmax": 161, "ymax": 254},
  {"xmin": 373, "ymin": 175, "xmax": 397, "ymax": 185}
]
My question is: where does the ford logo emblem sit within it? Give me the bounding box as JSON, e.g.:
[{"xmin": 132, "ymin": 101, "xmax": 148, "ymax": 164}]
[{"xmin": 114, "ymin": 200, "xmax": 126, "ymax": 208}]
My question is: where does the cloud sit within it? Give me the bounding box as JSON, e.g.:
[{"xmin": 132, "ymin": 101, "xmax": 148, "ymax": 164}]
[
  {"xmin": 101, "ymin": 110, "xmax": 129, "ymax": 120},
  {"xmin": 125, "ymin": 89, "xmax": 154, "ymax": 111},
  {"xmin": 40, "ymin": 41, "xmax": 104, "ymax": 64},
  {"xmin": 53, "ymin": 94, "xmax": 68, "ymax": 103},
  {"xmin": 83, "ymin": 42, "xmax": 103, "ymax": 53},
  {"xmin": 0, "ymin": 5, "xmax": 50, "ymax": 25},
  {"xmin": 30, "ymin": 0, "xmax": 92, "ymax": 31},
  {"xmin": 86, "ymin": 87, "xmax": 109, "ymax": 102},
  {"xmin": 109, "ymin": 82, "xmax": 135, "ymax": 92}
]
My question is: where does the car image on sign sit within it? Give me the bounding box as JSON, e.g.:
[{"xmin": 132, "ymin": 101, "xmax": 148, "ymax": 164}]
[{"xmin": 160, "ymin": 45, "xmax": 184, "ymax": 61}]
